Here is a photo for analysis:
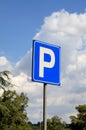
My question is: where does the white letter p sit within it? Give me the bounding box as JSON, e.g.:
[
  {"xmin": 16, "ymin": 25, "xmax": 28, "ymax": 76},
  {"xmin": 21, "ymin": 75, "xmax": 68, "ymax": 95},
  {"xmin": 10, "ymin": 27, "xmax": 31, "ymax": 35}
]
[{"xmin": 39, "ymin": 47, "xmax": 55, "ymax": 77}]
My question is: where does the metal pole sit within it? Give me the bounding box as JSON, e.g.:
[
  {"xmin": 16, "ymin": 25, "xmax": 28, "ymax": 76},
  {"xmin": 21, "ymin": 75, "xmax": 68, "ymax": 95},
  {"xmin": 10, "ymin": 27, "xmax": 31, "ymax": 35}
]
[{"xmin": 43, "ymin": 83, "xmax": 47, "ymax": 130}]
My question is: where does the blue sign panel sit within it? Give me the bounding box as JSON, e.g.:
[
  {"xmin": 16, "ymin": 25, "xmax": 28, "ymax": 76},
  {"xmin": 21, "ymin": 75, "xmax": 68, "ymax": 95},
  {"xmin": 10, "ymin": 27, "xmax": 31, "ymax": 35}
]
[{"xmin": 32, "ymin": 40, "xmax": 61, "ymax": 85}]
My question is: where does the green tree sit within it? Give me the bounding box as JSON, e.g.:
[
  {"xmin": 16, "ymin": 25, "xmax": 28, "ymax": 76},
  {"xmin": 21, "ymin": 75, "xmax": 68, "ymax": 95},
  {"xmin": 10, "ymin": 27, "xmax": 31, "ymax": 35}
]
[
  {"xmin": 70, "ymin": 104, "xmax": 86, "ymax": 130},
  {"xmin": 47, "ymin": 116, "xmax": 68, "ymax": 130},
  {"xmin": 0, "ymin": 70, "xmax": 13, "ymax": 91},
  {"xmin": 0, "ymin": 90, "xmax": 32, "ymax": 130},
  {"xmin": 31, "ymin": 122, "xmax": 41, "ymax": 130}
]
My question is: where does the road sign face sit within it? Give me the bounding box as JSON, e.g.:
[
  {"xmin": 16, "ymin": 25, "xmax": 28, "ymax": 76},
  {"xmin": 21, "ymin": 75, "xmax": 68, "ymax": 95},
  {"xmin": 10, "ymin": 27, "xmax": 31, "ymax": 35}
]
[{"xmin": 32, "ymin": 40, "xmax": 61, "ymax": 85}]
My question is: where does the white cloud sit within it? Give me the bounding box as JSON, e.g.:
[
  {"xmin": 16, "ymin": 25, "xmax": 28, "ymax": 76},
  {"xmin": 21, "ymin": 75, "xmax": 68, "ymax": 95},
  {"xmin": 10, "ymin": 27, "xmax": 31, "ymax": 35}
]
[
  {"xmin": 0, "ymin": 10, "xmax": 86, "ymax": 123},
  {"xmin": 0, "ymin": 56, "xmax": 13, "ymax": 71},
  {"xmin": 14, "ymin": 49, "xmax": 32, "ymax": 76},
  {"xmin": 33, "ymin": 9, "xmax": 86, "ymax": 122}
]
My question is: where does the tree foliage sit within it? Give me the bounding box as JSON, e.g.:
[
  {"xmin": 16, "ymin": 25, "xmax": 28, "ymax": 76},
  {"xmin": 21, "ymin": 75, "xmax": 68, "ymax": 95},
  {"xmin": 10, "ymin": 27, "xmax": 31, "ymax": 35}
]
[
  {"xmin": 0, "ymin": 90, "xmax": 32, "ymax": 130},
  {"xmin": 0, "ymin": 70, "xmax": 13, "ymax": 91},
  {"xmin": 70, "ymin": 104, "xmax": 86, "ymax": 130},
  {"xmin": 47, "ymin": 116, "xmax": 68, "ymax": 130}
]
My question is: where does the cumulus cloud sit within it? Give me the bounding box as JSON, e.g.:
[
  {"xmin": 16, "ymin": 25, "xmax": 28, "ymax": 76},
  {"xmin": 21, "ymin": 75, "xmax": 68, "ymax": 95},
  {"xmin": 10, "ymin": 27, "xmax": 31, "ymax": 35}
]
[
  {"xmin": 14, "ymin": 49, "xmax": 32, "ymax": 76},
  {"xmin": 0, "ymin": 56, "xmax": 13, "ymax": 71},
  {"xmin": 34, "ymin": 9, "xmax": 86, "ymax": 122},
  {"xmin": 0, "ymin": 10, "xmax": 86, "ymax": 123}
]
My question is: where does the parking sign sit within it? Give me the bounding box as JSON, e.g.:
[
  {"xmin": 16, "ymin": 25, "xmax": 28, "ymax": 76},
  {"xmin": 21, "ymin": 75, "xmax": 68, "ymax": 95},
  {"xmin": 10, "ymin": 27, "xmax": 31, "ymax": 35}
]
[{"xmin": 32, "ymin": 40, "xmax": 61, "ymax": 85}]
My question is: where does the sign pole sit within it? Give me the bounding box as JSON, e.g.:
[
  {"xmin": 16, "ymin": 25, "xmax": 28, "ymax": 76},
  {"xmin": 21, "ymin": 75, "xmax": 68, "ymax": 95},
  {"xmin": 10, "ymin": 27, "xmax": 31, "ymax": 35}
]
[
  {"xmin": 32, "ymin": 40, "xmax": 61, "ymax": 129},
  {"xmin": 43, "ymin": 83, "xmax": 47, "ymax": 130}
]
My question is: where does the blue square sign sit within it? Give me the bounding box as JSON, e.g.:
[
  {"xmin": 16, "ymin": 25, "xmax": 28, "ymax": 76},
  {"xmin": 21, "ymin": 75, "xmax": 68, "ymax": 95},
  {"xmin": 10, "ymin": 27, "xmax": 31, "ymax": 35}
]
[{"xmin": 32, "ymin": 40, "xmax": 61, "ymax": 85}]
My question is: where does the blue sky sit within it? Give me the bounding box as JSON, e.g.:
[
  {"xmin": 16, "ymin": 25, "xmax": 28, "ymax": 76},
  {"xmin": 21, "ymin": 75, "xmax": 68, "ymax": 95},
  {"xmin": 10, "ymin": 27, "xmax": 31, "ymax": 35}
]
[{"xmin": 0, "ymin": 0, "xmax": 86, "ymax": 62}]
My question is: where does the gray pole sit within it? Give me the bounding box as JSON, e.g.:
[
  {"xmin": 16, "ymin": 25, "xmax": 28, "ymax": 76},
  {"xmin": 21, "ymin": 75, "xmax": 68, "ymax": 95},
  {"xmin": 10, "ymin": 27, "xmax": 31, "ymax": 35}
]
[{"xmin": 43, "ymin": 83, "xmax": 47, "ymax": 130}]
